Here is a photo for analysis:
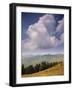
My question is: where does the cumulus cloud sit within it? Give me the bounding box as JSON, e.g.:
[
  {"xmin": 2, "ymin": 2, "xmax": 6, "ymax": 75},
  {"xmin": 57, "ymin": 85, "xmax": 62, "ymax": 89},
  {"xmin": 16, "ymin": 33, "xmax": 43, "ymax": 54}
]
[{"xmin": 22, "ymin": 14, "xmax": 64, "ymax": 52}]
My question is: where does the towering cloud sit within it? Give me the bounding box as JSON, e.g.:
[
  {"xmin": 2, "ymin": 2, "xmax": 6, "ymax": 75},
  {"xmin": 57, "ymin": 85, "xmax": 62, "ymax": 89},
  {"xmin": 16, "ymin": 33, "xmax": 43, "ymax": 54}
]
[{"xmin": 22, "ymin": 14, "xmax": 64, "ymax": 52}]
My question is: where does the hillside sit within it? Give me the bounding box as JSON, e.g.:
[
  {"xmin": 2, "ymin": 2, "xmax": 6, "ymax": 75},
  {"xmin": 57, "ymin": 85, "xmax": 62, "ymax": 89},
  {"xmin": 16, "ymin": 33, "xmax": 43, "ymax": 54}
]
[
  {"xmin": 22, "ymin": 54, "xmax": 64, "ymax": 67},
  {"xmin": 22, "ymin": 62, "xmax": 64, "ymax": 77}
]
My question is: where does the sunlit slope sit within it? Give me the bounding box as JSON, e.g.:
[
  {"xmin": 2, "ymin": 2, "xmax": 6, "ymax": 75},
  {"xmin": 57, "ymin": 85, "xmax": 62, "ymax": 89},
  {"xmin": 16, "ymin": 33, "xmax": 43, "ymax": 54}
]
[{"xmin": 22, "ymin": 62, "xmax": 64, "ymax": 77}]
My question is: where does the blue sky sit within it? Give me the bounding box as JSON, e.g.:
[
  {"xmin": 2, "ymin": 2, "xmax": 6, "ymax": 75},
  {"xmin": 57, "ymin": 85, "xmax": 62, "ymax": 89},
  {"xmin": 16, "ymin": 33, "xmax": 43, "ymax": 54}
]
[{"xmin": 21, "ymin": 12, "xmax": 64, "ymax": 55}]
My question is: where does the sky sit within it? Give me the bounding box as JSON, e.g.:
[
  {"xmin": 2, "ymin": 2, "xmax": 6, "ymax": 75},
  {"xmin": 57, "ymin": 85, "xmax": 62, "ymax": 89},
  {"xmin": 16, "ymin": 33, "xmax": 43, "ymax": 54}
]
[{"xmin": 21, "ymin": 12, "xmax": 64, "ymax": 56}]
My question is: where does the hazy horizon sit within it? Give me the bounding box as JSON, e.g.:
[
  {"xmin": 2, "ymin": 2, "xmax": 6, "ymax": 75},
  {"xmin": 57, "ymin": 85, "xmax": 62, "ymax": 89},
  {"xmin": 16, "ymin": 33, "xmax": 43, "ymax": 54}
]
[{"xmin": 22, "ymin": 51, "xmax": 64, "ymax": 58}]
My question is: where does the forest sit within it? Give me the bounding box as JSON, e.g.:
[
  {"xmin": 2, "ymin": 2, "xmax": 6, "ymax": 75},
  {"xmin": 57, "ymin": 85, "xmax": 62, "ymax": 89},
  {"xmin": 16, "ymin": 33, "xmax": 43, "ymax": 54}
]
[{"xmin": 21, "ymin": 61, "xmax": 62, "ymax": 75}]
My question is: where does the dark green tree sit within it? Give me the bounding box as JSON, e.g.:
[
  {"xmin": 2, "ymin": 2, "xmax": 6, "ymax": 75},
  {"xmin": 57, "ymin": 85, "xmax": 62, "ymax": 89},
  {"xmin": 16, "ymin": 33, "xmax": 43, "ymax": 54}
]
[
  {"xmin": 21, "ymin": 64, "xmax": 25, "ymax": 75},
  {"xmin": 39, "ymin": 61, "xmax": 47, "ymax": 71},
  {"xmin": 25, "ymin": 65, "xmax": 35, "ymax": 74},
  {"xmin": 34, "ymin": 64, "xmax": 40, "ymax": 72}
]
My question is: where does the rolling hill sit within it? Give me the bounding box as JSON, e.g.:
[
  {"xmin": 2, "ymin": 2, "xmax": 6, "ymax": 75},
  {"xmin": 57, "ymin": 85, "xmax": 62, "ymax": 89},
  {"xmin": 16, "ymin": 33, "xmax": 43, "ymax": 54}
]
[{"xmin": 22, "ymin": 62, "xmax": 64, "ymax": 77}]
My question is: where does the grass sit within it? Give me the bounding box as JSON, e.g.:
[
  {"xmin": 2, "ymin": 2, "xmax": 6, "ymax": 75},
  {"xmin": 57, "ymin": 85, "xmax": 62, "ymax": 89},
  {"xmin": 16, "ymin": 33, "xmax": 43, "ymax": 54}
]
[{"xmin": 22, "ymin": 62, "xmax": 64, "ymax": 77}]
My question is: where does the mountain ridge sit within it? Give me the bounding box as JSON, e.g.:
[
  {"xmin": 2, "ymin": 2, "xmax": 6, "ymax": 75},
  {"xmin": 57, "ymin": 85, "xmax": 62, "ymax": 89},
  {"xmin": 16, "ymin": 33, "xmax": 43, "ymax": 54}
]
[{"xmin": 22, "ymin": 54, "xmax": 64, "ymax": 67}]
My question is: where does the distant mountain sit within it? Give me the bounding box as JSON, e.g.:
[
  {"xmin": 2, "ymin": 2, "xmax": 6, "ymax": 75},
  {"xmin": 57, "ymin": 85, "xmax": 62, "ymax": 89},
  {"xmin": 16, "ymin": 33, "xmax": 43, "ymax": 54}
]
[{"xmin": 22, "ymin": 54, "xmax": 64, "ymax": 67}]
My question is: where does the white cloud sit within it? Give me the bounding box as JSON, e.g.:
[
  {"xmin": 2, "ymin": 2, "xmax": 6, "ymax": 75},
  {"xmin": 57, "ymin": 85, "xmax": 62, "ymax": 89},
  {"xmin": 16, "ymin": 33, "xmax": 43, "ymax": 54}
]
[
  {"xmin": 56, "ymin": 18, "xmax": 64, "ymax": 45},
  {"xmin": 22, "ymin": 14, "xmax": 64, "ymax": 52},
  {"xmin": 56, "ymin": 18, "xmax": 64, "ymax": 32}
]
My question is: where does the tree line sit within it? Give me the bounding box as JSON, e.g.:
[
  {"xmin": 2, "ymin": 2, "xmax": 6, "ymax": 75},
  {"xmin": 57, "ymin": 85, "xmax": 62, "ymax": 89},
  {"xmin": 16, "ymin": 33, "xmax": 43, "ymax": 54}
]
[{"xmin": 22, "ymin": 61, "xmax": 62, "ymax": 75}]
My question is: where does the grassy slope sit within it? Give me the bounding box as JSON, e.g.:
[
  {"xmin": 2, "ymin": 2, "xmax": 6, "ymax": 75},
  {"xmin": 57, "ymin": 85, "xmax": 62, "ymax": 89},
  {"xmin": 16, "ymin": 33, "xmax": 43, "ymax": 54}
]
[{"xmin": 22, "ymin": 62, "xmax": 64, "ymax": 77}]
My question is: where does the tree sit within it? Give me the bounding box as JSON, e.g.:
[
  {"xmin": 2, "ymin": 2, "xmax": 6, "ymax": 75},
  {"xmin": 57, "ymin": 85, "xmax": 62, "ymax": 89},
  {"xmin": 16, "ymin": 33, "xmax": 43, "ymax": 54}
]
[
  {"xmin": 25, "ymin": 65, "xmax": 35, "ymax": 74},
  {"xmin": 34, "ymin": 64, "xmax": 40, "ymax": 72},
  {"xmin": 21, "ymin": 64, "xmax": 25, "ymax": 75},
  {"xmin": 39, "ymin": 61, "xmax": 47, "ymax": 71}
]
